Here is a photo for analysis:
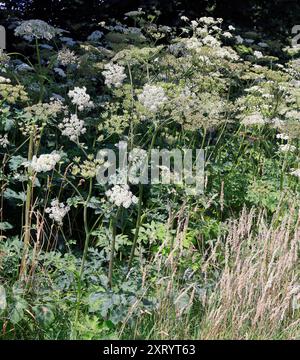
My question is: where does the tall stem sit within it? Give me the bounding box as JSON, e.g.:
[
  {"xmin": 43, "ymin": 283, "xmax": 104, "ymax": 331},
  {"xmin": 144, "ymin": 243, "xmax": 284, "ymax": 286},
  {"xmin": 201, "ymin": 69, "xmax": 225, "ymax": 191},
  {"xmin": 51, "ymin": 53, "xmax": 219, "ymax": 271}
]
[
  {"xmin": 20, "ymin": 133, "xmax": 34, "ymax": 278},
  {"xmin": 108, "ymin": 208, "xmax": 120, "ymax": 288},
  {"xmin": 73, "ymin": 177, "xmax": 93, "ymax": 339},
  {"xmin": 79, "ymin": 178, "xmax": 93, "ymax": 277},
  {"xmin": 127, "ymin": 62, "xmax": 135, "ymax": 149},
  {"xmin": 127, "ymin": 125, "xmax": 158, "ymax": 272},
  {"xmin": 127, "ymin": 183, "xmax": 143, "ymax": 271}
]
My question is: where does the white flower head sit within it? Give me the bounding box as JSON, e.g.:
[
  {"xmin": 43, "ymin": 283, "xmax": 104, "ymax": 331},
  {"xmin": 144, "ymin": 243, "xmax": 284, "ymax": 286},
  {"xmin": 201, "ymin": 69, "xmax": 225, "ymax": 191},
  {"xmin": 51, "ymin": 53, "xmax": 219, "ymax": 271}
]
[
  {"xmin": 15, "ymin": 19, "xmax": 62, "ymax": 41},
  {"xmin": 68, "ymin": 86, "xmax": 94, "ymax": 111},
  {"xmin": 102, "ymin": 63, "xmax": 127, "ymax": 88},
  {"xmin": 290, "ymin": 169, "xmax": 300, "ymax": 178},
  {"xmin": 0, "ymin": 76, "xmax": 11, "ymax": 83},
  {"xmin": 279, "ymin": 144, "xmax": 296, "ymax": 153},
  {"xmin": 45, "ymin": 199, "xmax": 70, "ymax": 225},
  {"xmin": 199, "ymin": 17, "xmax": 218, "ymax": 26},
  {"xmin": 223, "ymin": 31, "xmax": 233, "ymax": 39},
  {"xmin": 29, "ymin": 152, "xmax": 61, "ymax": 173},
  {"xmin": 59, "ymin": 114, "xmax": 86, "ymax": 141},
  {"xmin": 254, "ymin": 50, "xmax": 263, "ymax": 59},
  {"xmin": 106, "ymin": 184, "xmax": 138, "ymax": 208},
  {"xmin": 201, "ymin": 35, "xmax": 220, "ymax": 47},
  {"xmin": 138, "ymin": 84, "xmax": 167, "ymax": 113},
  {"xmin": 191, "ymin": 20, "xmax": 198, "ymax": 28},
  {"xmin": 0, "ymin": 134, "xmax": 9, "ymax": 148},
  {"xmin": 235, "ymin": 35, "xmax": 244, "ymax": 44},
  {"xmin": 125, "ymin": 9, "xmax": 145, "ymax": 17},
  {"xmin": 241, "ymin": 113, "xmax": 266, "ymax": 126},
  {"xmin": 276, "ymin": 133, "xmax": 289, "ymax": 140},
  {"xmin": 180, "ymin": 16, "xmax": 189, "ymax": 22},
  {"xmin": 57, "ymin": 48, "xmax": 78, "ymax": 66}
]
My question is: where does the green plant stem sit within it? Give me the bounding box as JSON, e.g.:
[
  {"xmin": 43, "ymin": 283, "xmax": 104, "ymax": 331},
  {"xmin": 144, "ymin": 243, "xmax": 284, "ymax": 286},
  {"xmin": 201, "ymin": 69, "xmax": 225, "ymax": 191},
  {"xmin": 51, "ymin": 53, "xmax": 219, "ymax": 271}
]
[
  {"xmin": 108, "ymin": 207, "xmax": 121, "ymax": 288},
  {"xmin": 127, "ymin": 183, "xmax": 143, "ymax": 272},
  {"xmin": 79, "ymin": 178, "xmax": 93, "ymax": 277},
  {"xmin": 73, "ymin": 177, "xmax": 93, "ymax": 339},
  {"xmin": 127, "ymin": 125, "xmax": 158, "ymax": 272},
  {"xmin": 20, "ymin": 133, "xmax": 34, "ymax": 278}
]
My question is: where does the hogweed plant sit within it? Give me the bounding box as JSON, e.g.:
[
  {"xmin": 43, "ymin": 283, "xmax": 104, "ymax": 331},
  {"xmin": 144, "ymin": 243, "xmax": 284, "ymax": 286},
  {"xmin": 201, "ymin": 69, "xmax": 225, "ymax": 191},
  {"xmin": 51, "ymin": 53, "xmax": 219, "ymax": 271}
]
[{"xmin": 1, "ymin": 12, "xmax": 300, "ymax": 339}]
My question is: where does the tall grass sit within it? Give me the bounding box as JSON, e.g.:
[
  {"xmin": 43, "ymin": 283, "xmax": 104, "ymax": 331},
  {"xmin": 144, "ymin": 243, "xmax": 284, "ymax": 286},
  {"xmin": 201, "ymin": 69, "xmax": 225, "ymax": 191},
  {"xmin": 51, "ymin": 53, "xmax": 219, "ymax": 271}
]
[{"xmin": 122, "ymin": 207, "xmax": 300, "ymax": 339}]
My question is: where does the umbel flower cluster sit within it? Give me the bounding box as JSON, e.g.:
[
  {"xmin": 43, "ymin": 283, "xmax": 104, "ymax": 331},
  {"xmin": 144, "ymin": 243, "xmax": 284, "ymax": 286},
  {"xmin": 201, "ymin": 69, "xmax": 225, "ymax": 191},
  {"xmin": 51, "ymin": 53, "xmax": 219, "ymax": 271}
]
[
  {"xmin": 68, "ymin": 86, "xmax": 94, "ymax": 111},
  {"xmin": 45, "ymin": 199, "xmax": 70, "ymax": 225},
  {"xmin": 57, "ymin": 48, "xmax": 78, "ymax": 66},
  {"xmin": 102, "ymin": 63, "xmax": 127, "ymax": 88},
  {"xmin": 29, "ymin": 152, "xmax": 61, "ymax": 173},
  {"xmin": 0, "ymin": 134, "xmax": 9, "ymax": 148},
  {"xmin": 106, "ymin": 184, "xmax": 138, "ymax": 208},
  {"xmin": 14, "ymin": 19, "xmax": 63, "ymax": 41},
  {"xmin": 59, "ymin": 114, "xmax": 86, "ymax": 142},
  {"xmin": 138, "ymin": 84, "xmax": 167, "ymax": 113}
]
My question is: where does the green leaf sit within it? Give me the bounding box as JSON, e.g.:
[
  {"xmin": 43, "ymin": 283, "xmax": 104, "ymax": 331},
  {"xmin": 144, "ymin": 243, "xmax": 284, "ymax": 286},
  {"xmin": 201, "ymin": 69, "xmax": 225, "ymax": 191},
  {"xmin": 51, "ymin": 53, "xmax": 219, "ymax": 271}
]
[
  {"xmin": 9, "ymin": 156, "xmax": 27, "ymax": 171},
  {"xmin": 33, "ymin": 305, "xmax": 55, "ymax": 327},
  {"xmin": 4, "ymin": 189, "xmax": 26, "ymax": 203},
  {"xmin": 0, "ymin": 222, "xmax": 13, "ymax": 231},
  {"xmin": 10, "ymin": 298, "xmax": 27, "ymax": 324}
]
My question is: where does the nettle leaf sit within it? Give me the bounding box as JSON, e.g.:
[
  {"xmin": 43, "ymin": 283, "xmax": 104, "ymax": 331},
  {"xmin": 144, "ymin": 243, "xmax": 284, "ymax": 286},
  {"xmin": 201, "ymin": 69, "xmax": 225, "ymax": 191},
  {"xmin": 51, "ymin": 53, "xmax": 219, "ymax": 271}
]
[
  {"xmin": 0, "ymin": 222, "xmax": 13, "ymax": 231},
  {"xmin": 9, "ymin": 155, "xmax": 27, "ymax": 171},
  {"xmin": 4, "ymin": 118, "xmax": 14, "ymax": 131},
  {"xmin": 9, "ymin": 298, "xmax": 28, "ymax": 324},
  {"xmin": 88, "ymin": 292, "xmax": 115, "ymax": 318},
  {"xmin": 4, "ymin": 189, "xmax": 26, "ymax": 203},
  {"xmin": 87, "ymin": 196, "xmax": 102, "ymax": 209},
  {"xmin": 67, "ymin": 196, "xmax": 83, "ymax": 208},
  {"xmin": 33, "ymin": 305, "xmax": 55, "ymax": 327},
  {"xmin": 0, "ymin": 285, "xmax": 7, "ymax": 311}
]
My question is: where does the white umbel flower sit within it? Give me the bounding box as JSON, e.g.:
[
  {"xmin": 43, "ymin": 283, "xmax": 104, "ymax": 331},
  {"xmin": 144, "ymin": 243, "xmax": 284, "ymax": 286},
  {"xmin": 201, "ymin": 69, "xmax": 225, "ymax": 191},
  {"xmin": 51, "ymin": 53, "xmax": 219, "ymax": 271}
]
[
  {"xmin": 202, "ymin": 35, "xmax": 220, "ymax": 47},
  {"xmin": 45, "ymin": 199, "xmax": 70, "ymax": 225},
  {"xmin": 14, "ymin": 19, "xmax": 62, "ymax": 41},
  {"xmin": 290, "ymin": 169, "xmax": 300, "ymax": 178},
  {"xmin": 30, "ymin": 152, "xmax": 61, "ymax": 173},
  {"xmin": 57, "ymin": 48, "xmax": 78, "ymax": 66},
  {"xmin": 241, "ymin": 113, "xmax": 266, "ymax": 126},
  {"xmin": 235, "ymin": 35, "xmax": 244, "ymax": 44},
  {"xmin": 106, "ymin": 184, "xmax": 138, "ymax": 208},
  {"xmin": 59, "ymin": 114, "xmax": 86, "ymax": 141},
  {"xmin": 138, "ymin": 84, "xmax": 167, "ymax": 113},
  {"xmin": 279, "ymin": 144, "xmax": 296, "ymax": 153},
  {"xmin": 0, "ymin": 134, "xmax": 9, "ymax": 148},
  {"xmin": 0, "ymin": 76, "xmax": 11, "ymax": 83},
  {"xmin": 102, "ymin": 63, "xmax": 127, "ymax": 88},
  {"xmin": 68, "ymin": 86, "xmax": 94, "ymax": 111},
  {"xmin": 254, "ymin": 50, "xmax": 263, "ymax": 59},
  {"xmin": 223, "ymin": 31, "xmax": 233, "ymax": 38},
  {"xmin": 276, "ymin": 133, "xmax": 289, "ymax": 140}
]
